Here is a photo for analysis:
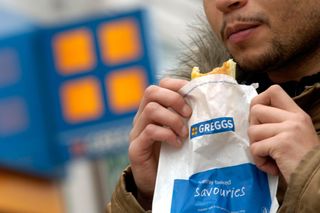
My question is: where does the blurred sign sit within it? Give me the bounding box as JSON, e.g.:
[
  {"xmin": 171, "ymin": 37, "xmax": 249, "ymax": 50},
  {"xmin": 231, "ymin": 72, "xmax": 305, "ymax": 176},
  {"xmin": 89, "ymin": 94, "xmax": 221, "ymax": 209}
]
[
  {"xmin": 42, "ymin": 10, "xmax": 155, "ymax": 160},
  {"xmin": 0, "ymin": 11, "xmax": 60, "ymax": 176},
  {"xmin": 0, "ymin": 9, "xmax": 155, "ymax": 175}
]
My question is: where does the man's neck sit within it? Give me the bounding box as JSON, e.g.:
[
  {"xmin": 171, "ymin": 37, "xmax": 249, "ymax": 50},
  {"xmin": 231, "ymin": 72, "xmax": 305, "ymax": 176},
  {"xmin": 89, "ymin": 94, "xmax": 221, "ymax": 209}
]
[{"xmin": 267, "ymin": 51, "xmax": 320, "ymax": 83}]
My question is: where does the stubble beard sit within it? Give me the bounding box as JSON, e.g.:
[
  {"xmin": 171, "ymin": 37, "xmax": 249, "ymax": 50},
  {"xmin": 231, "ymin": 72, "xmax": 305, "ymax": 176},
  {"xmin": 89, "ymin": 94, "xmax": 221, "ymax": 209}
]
[{"xmin": 235, "ymin": 12, "xmax": 320, "ymax": 74}]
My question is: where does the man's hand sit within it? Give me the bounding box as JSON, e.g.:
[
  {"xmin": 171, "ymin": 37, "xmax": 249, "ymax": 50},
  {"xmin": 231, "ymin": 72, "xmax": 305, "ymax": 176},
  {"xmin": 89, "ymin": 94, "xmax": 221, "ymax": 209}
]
[
  {"xmin": 248, "ymin": 85, "xmax": 320, "ymax": 182},
  {"xmin": 128, "ymin": 78, "xmax": 192, "ymax": 209}
]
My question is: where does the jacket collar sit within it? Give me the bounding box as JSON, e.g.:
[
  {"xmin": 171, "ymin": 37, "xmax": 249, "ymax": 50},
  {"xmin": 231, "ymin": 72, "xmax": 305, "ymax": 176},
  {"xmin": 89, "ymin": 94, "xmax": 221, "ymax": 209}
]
[{"xmin": 241, "ymin": 71, "xmax": 320, "ymax": 97}]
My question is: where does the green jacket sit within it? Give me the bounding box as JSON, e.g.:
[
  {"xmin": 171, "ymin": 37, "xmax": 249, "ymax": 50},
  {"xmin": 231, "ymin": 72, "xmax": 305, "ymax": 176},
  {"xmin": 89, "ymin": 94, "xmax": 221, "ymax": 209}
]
[{"xmin": 106, "ymin": 22, "xmax": 320, "ymax": 213}]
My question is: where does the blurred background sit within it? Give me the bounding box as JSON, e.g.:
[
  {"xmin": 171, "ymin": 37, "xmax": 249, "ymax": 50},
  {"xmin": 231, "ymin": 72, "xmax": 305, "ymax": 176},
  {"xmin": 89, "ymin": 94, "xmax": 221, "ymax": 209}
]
[{"xmin": 0, "ymin": 0, "xmax": 203, "ymax": 212}]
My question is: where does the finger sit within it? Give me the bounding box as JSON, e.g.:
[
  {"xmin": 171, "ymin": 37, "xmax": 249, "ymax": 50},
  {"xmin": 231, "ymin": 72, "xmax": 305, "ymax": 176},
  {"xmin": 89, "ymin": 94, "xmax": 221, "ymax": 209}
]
[
  {"xmin": 134, "ymin": 83, "xmax": 191, "ymax": 124},
  {"xmin": 130, "ymin": 102, "xmax": 188, "ymax": 140},
  {"xmin": 248, "ymin": 123, "xmax": 284, "ymax": 143},
  {"xmin": 251, "ymin": 85, "xmax": 302, "ymax": 113},
  {"xmin": 250, "ymin": 139, "xmax": 280, "ymax": 176},
  {"xmin": 255, "ymin": 156, "xmax": 280, "ymax": 176},
  {"xmin": 249, "ymin": 104, "xmax": 292, "ymax": 125},
  {"xmin": 159, "ymin": 77, "xmax": 189, "ymax": 92},
  {"xmin": 250, "ymin": 136, "xmax": 277, "ymax": 157},
  {"xmin": 129, "ymin": 124, "xmax": 182, "ymax": 163}
]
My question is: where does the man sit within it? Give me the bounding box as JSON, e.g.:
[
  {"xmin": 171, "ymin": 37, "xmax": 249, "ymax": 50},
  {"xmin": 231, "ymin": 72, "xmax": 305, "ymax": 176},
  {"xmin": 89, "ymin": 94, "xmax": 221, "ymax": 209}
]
[{"xmin": 107, "ymin": 0, "xmax": 320, "ymax": 212}]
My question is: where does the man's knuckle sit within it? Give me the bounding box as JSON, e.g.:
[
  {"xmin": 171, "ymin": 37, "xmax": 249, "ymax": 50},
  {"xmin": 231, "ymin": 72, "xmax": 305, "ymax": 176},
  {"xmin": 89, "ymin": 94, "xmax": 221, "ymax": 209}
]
[
  {"xmin": 289, "ymin": 121, "xmax": 301, "ymax": 132},
  {"xmin": 251, "ymin": 104, "xmax": 262, "ymax": 114},
  {"xmin": 279, "ymin": 132, "xmax": 292, "ymax": 145},
  {"xmin": 144, "ymin": 85, "xmax": 158, "ymax": 99},
  {"xmin": 269, "ymin": 85, "xmax": 282, "ymax": 94},
  {"xmin": 250, "ymin": 96, "xmax": 258, "ymax": 107},
  {"xmin": 295, "ymin": 112, "xmax": 311, "ymax": 123},
  {"xmin": 250, "ymin": 144, "xmax": 258, "ymax": 155},
  {"xmin": 145, "ymin": 102, "xmax": 159, "ymax": 114},
  {"xmin": 144, "ymin": 124, "xmax": 156, "ymax": 138}
]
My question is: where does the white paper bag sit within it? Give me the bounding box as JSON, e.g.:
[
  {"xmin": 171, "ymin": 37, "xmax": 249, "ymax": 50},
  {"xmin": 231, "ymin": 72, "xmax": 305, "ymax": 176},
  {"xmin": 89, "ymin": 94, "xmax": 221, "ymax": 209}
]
[{"xmin": 153, "ymin": 74, "xmax": 279, "ymax": 213}]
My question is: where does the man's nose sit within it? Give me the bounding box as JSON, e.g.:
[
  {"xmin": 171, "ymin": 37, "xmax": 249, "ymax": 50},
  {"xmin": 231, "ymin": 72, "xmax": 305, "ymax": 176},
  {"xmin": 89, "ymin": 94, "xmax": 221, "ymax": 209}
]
[{"xmin": 215, "ymin": 0, "xmax": 247, "ymax": 13}]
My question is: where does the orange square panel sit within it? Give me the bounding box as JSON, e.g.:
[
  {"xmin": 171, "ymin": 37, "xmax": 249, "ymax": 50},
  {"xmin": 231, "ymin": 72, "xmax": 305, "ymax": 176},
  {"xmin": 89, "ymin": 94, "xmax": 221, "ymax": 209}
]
[
  {"xmin": 53, "ymin": 28, "xmax": 96, "ymax": 75},
  {"xmin": 60, "ymin": 77, "xmax": 104, "ymax": 124},
  {"xmin": 106, "ymin": 68, "xmax": 147, "ymax": 113},
  {"xmin": 99, "ymin": 19, "xmax": 142, "ymax": 65}
]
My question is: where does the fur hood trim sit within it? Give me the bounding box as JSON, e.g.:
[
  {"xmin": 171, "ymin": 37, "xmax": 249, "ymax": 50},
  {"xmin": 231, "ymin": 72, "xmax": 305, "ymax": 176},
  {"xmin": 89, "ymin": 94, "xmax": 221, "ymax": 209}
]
[{"xmin": 162, "ymin": 17, "xmax": 230, "ymax": 80}]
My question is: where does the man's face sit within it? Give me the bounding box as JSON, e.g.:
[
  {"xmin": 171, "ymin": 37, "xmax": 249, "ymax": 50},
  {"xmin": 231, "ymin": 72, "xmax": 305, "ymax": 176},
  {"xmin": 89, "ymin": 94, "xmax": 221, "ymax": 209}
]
[{"xmin": 204, "ymin": 0, "xmax": 320, "ymax": 72}]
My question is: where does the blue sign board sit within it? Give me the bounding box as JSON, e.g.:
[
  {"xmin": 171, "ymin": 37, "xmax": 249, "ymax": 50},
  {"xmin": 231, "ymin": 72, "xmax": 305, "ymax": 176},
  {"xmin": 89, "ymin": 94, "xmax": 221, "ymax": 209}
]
[{"xmin": 0, "ymin": 9, "xmax": 155, "ymax": 176}]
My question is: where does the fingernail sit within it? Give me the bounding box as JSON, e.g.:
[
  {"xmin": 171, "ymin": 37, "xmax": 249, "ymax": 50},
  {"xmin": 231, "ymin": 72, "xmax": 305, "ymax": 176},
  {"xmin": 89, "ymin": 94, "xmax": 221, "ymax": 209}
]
[
  {"xmin": 182, "ymin": 105, "xmax": 192, "ymax": 117},
  {"xmin": 181, "ymin": 126, "xmax": 188, "ymax": 137},
  {"xmin": 177, "ymin": 138, "xmax": 183, "ymax": 145}
]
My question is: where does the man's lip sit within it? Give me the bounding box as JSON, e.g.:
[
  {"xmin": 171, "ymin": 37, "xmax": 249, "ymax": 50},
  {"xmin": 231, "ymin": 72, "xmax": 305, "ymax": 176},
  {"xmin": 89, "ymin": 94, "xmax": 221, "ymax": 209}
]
[{"xmin": 225, "ymin": 23, "xmax": 260, "ymax": 41}]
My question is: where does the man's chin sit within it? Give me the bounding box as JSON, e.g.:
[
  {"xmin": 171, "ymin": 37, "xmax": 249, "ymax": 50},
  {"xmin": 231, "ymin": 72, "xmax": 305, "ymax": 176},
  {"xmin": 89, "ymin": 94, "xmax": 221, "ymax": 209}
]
[
  {"xmin": 233, "ymin": 57, "xmax": 264, "ymax": 73},
  {"xmin": 232, "ymin": 51, "xmax": 281, "ymax": 73}
]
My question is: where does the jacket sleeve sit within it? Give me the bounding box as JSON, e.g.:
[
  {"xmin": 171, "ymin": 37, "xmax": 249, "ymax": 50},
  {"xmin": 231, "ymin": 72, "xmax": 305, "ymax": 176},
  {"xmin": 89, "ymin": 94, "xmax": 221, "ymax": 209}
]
[
  {"xmin": 278, "ymin": 145, "xmax": 320, "ymax": 213},
  {"xmin": 106, "ymin": 166, "xmax": 151, "ymax": 213}
]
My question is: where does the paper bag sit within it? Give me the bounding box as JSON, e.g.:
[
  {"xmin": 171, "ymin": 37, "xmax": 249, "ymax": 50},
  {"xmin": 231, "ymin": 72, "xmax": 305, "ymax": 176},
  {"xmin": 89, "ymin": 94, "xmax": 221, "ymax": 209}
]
[{"xmin": 153, "ymin": 74, "xmax": 279, "ymax": 213}]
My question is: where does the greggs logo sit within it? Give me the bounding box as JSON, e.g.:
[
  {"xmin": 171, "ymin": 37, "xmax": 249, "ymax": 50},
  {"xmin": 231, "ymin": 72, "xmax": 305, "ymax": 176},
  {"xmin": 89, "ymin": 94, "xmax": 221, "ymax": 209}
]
[{"xmin": 190, "ymin": 117, "xmax": 235, "ymax": 139}]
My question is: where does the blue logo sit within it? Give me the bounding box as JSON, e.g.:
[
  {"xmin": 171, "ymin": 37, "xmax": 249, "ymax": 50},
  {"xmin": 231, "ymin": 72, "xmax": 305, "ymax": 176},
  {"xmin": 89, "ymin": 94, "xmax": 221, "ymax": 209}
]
[
  {"xmin": 171, "ymin": 163, "xmax": 272, "ymax": 213},
  {"xmin": 190, "ymin": 117, "xmax": 235, "ymax": 139}
]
